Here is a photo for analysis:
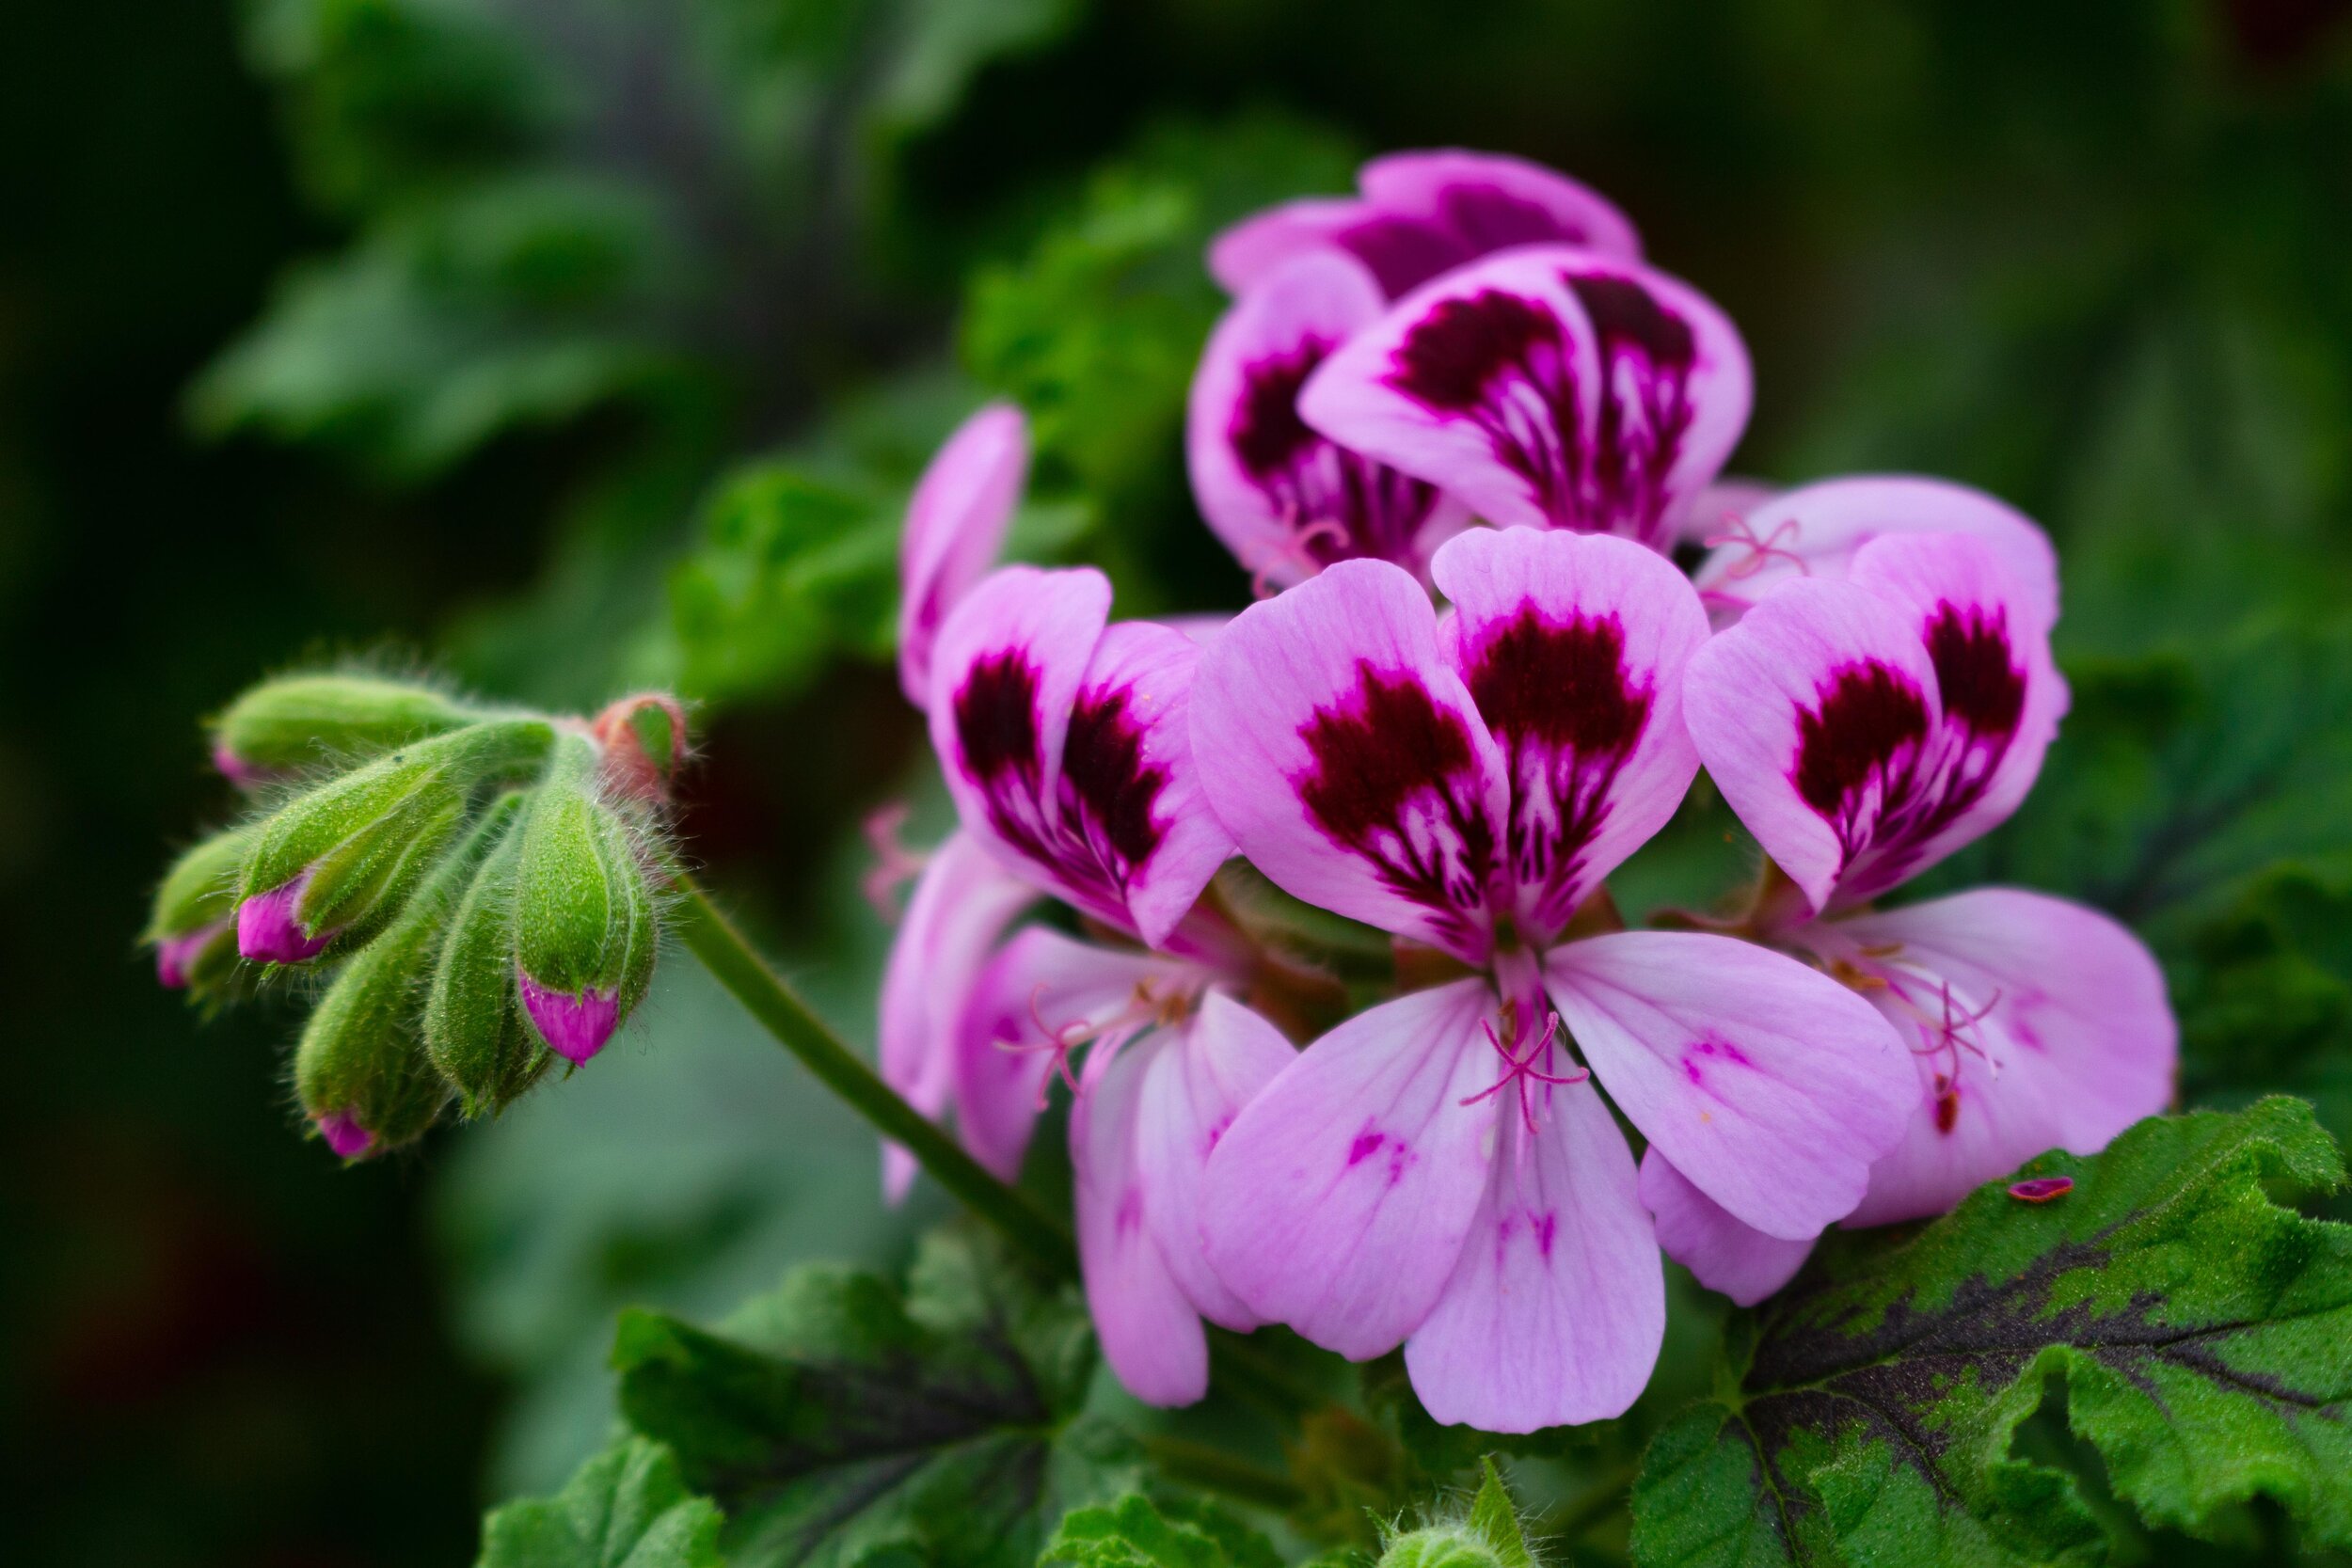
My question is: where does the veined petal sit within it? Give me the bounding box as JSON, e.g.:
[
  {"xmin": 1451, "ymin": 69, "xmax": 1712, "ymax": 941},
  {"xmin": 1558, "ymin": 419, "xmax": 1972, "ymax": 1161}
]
[
  {"xmin": 1638, "ymin": 1150, "xmax": 1812, "ymax": 1307},
  {"xmin": 1405, "ymin": 1080, "xmax": 1662, "ymax": 1432},
  {"xmin": 1298, "ymin": 247, "xmax": 1750, "ymax": 553},
  {"xmin": 1073, "ymin": 1030, "xmax": 1209, "ymax": 1405},
  {"xmin": 954, "ymin": 928, "xmax": 1186, "ymax": 1184},
  {"xmin": 1136, "ymin": 991, "xmax": 1298, "ymax": 1330},
  {"xmin": 1069, "ymin": 622, "xmax": 1235, "ymax": 946},
  {"xmin": 1432, "ymin": 528, "xmax": 1708, "ymax": 943},
  {"xmin": 1821, "ymin": 888, "xmax": 2176, "ymax": 1227},
  {"xmin": 1200, "ymin": 979, "xmax": 1501, "ymax": 1358},
  {"xmin": 1546, "ymin": 931, "xmax": 1913, "ymax": 1240},
  {"xmin": 878, "ymin": 831, "xmax": 1037, "ymax": 1203},
  {"xmin": 1188, "ymin": 253, "xmax": 1466, "ymax": 588},
  {"xmin": 1191, "ymin": 560, "xmax": 1509, "ymax": 961},
  {"xmin": 1692, "ymin": 476, "xmax": 2058, "ymax": 630},
  {"xmin": 1682, "ymin": 576, "xmax": 1947, "ymax": 914},
  {"xmin": 1208, "ymin": 151, "xmax": 1643, "ymax": 299},
  {"xmin": 898, "ymin": 404, "xmax": 1027, "ymax": 706}
]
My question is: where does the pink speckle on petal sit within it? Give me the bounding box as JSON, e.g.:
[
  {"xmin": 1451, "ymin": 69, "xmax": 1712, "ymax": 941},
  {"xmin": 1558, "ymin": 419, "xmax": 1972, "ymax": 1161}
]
[
  {"xmin": 315, "ymin": 1111, "xmax": 375, "ymax": 1160},
  {"xmin": 1347, "ymin": 1130, "xmax": 1386, "ymax": 1166},
  {"xmin": 2009, "ymin": 1176, "xmax": 2074, "ymax": 1203},
  {"xmin": 518, "ymin": 973, "xmax": 621, "ymax": 1065}
]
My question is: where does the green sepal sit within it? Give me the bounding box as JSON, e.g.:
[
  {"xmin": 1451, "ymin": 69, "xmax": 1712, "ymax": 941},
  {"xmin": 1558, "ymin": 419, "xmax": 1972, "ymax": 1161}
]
[
  {"xmin": 475, "ymin": 1436, "xmax": 723, "ymax": 1568},
  {"xmin": 1377, "ymin": 1461, "xmax": 1534, "ymax": 1568},
  {"xmin": 148, "ymin": 823, "xmax": 261, "ymax": 941},
  {"xmin": 293, "ymin": 800, "xmax": 523, "ymax": 1154},
  {"xmin": 513, "ymin": 736, "xmax": 658, "ymax": 1006},
  {"xmin": 241, "ymin": 719, "xmax": 555, "ymax": 942},
  {"xmin": 1040, "ymin": 1493, "xmax": 1284, "ymax": 1567},
  {"xmin": 213, "ymin": 672, "xmax": 482, "ymax": 775},
  {"xmin": 426, "ymin": 800, "xmax": 550, "ymax": 1116}
]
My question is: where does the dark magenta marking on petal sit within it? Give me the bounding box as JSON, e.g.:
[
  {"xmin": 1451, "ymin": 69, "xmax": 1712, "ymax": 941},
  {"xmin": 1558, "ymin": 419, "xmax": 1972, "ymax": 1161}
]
[
  {"xmin": 1793, "ymin": 661, "xmax": 1931, "ymax": 826},
  {"xmin": 1533, "ymin": 1210, "xmax": 1558, "ymax": 1259},
  {"xmin": 1339, "ymin": 214, "xmax": 1473, "ymax": 297},
  {"xmin": 1933, "ymin": 1084, "xmax": 1962, "ymax": 1133},
  {"xmin": 1347, "ymin": 1129, "xmax": 1386, "ymax": 1166},
  {"xmin": 1565, "ymin": 271, "xmax": 1698, "ymax": 546},
  {"xmin": 1438, "ymin": 182, "xmax": 1581, "ymax": 254},
  {"xmin": 1465, "ymin": 605, "xmax": 1652, "ymax": 931},
  {"xmin": 1062, "ymin": 687, "xmax": 1170, "ymax": 869},
  {"xmin": 1389, "ymin": 288, "xmax": 1566, "ymax": 413},
  {"xmin": 1925, "ymin": 601, "xmax": 2026, "ymax": 741},
  {"xmin": 953, "ymin": 649, "xmax": 1043, "ymax": 785},
  {"xmin": 1232, "ymin": 339, "xmax": 1333, "ymax": 482},
  {"xmin": 2009, "ymin": 1176, "xmax": 2074, "ymax": 1203},
  {"xmin": 1295, "ymin": 663, "xmax": 1498, "ymax": 943}
]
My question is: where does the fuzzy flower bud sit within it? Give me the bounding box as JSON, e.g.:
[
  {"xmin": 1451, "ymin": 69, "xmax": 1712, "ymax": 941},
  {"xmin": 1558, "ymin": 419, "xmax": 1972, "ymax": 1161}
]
[
  {"xmin": 291, "ymin": 802, "xmax": 521, "ymax": 1159},
  {"xmin": 147, "ymin": 824, "xmax": 258, "ymax": 991},
  {"xmin": 211, "ymin": 673, "xmax": 482, "ymax": 785},
  {"xmin": 423, "ymin": 802, "xmax": 549, "ymax": 1114},
  {"xmin": 511, "ymin": 736, "xmax": 659, "ymax": 1065},
  {"xmin": 1378, "ymin": 1464, "xmax": 1536, "ymax": 1568},
  {"xmin": 235, "ymin": 721, "xmax": 554, "ymax": 965},
  {"xmin": 589, "ymin": 692, "xmax": 688, "ymax": 803}
]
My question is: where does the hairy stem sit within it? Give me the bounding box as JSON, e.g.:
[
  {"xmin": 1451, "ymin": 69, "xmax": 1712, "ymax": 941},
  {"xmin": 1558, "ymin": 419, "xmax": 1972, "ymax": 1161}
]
[{"xmin": 670, "ymin": 875, "xmax": 1078, "ymax": 1277}]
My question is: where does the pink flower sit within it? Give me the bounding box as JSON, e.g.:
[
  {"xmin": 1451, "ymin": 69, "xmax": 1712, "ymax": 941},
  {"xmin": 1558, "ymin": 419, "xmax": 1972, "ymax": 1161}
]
[
  {"xmin": 898, "ymin": 403, "xmax": 1028, "ymax": 708},
  {"xmin": 1187, "ymin": 527, "xmax": 1915, "ymax": 1432},
  {"xmin": 1676, "ymin": 528, "xmax": 2175, "ymax": 1302},
  {"xmin": 1210, "ymin": 149, "xmax": 1642, "ymax": 301}
]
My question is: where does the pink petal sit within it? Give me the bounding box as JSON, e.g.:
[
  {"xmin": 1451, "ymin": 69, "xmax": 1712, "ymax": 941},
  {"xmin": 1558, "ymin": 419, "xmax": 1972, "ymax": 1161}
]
[
  {"xmin": 953, "ymin": 928, "xmax": 1182, "ymax": 1183},
  {"xmin": 898, "ymin": 404, "xmax": 1027, "ymax": 706},
  {"xmin": 1692, "ymin": 476, "xmax": 2058, "ymax": 631},
  {"xmin": 1681, "ymin": 576, "xmax": 1949, "ymax": 914},
  {"xmin": 1187, "ymin": 253, "xmax": 1467, "ymax": 589},
  {"xmin": 1190, "ymin": 559, "xmax": 1510, "ymax": 961},
  {"xmin": 1545, "ymin": 931, "xmax": 1914, "ymax": 1240},
  {"xmin": 1430, "ymin": 527, "xmax": 1708, "ymax": 943},
  {"xmin": 1073, "ymin": 1030, "xmax": 1210, "ymax": 1405},
  {"xmin": 877, "ymin": 831, "xmax": 1037, "ymax": 1203},
  {"xmin": 1404, "ymin": 1080, "xmax": 1662, "ymax": 1433},
  {"xmin": 1297, "ymin": 247, "xmax": 1750, "ymax": 553},
  {"xmin": 1637, "ymin": 1150, "xmax": 1812, "ymax": 1307},
  {"xmin": 1070, "ymin": 622, "xmax": 1236, "ymax": 947},
  {"xmin": 1200, "ymin": 979, "xmax": 1501, "ymax": 1358},
  {"xmin": 1820, "ymin": 888, "xmax": 2176, "ymax": 1227},
  {"xmin": 1209, "ymin": 198, "xmax": 1368, "ymax": 293},
  {"xmin": 1356, "ymin": 150, "xmax": 1643, "ymax": 278},
  {"xmin": 1135, "ymin": 991, "xmax": 1298, "ymax": 1330},
  {"xmin": 1677, "ymin": 476, "xmax": 1779, "ymax": 548}
]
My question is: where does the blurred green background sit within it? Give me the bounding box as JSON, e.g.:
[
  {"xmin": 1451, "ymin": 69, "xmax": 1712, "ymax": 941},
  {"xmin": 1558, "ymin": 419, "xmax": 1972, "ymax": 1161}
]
[{"xmin": 7, "ymin": 1, "xmax": 2351, "ymax": 1563}]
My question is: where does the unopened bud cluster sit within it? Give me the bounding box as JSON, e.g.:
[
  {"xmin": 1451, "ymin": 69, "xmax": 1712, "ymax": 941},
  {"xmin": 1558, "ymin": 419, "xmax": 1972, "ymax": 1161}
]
[{"xmin": 148, "ymin": 673, "xmax": 686, "ymax": 1160}]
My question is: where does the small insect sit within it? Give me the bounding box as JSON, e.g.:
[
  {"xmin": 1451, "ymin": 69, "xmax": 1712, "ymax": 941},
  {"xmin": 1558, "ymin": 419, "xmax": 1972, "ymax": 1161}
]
[{"xmin": 2008, "ymin": 1176, "xmax": 2074, "ymax": 1203}]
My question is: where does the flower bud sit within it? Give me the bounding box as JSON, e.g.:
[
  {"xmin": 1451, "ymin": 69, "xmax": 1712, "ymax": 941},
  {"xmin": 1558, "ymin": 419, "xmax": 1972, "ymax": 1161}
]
[
  {"xmin": 589, "ymin": 692, "xmax": 688, "ymax": 803},
  {"xmin": 211, "ymin": 673, "xmax": 481, "ymax": 785},
  {"xmin": 147, "ymin": 825, "xmax": 258, "ymax": 991},
  {"xmin": 423, "ymin": 803, "xmax": 549, "ymax": 1114},
  {"xmin": 236, "ymin": 721, "xmax": 554, "ymax": 964},
  {"xmin": 1377, "ymin": 1463, "xmax": 1535, "ymax": 1568},
  {"xmin": 511, "ymin": 736, "xmax": 659, "ymax": 1065}
]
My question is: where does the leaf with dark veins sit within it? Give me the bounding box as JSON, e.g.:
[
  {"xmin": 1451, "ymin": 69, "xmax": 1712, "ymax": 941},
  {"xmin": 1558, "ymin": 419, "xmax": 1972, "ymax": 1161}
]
[
  {"xmin": 612, "ymin": 1224, "xmax": 1137, "ymax": 1567},
  {"xmin": 1629, "ymin": 1100, "xmax": 2352, "ymax": 1567}
]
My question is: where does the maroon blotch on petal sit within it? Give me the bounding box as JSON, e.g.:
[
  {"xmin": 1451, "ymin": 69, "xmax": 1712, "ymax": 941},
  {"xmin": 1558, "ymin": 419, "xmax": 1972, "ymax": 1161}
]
[
  {"xmin": 1565, "ymin": 272, "xmax": 1698, "ymax": 544},
  {"xmin": 1925, "ymin": 602, "xmax": 2026, "ymax": 741},
  {"xmin": 1389, "ymin": 289, "xmax": 1566, "ymax": 413},
  {"xmin": 1232, "ymin": 337, "xmax": 1446, "ymax": 574},
  {"xmin": 1061, "ymin": 689, "xmax": 1170, "ymax": 871},
  {"xmin": 1232, "ymin": 340, "xmax": 1334, "ymax": 482},
  {"xmin": 1338, "ymin": 215, "xmax": 1472, "ymax": 298},
  {"xmin": 953, "ymin": 650, "xmax": 1044, "ymax": 786},
  {"xmin": 1792, "ymin": 661, "xmax": 1931, "ymax": 834},
  {"xmin": 1295, "ymin": 663, "xmax": 1497, "ymax": 940}
]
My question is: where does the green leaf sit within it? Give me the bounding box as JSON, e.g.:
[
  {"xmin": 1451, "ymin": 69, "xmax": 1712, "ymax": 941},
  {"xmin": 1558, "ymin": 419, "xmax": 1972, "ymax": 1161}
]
[
  {"xmin": 1040, "ymin": 1493, "xmax": 1283, "ymax": 1568},
  {"xmin": 1628, "ymin": 1100, "xmax": 2352, "ymax": 1567},
  {"xmin": 478, "ymin": 1437, "xmax": 724, "ymax": 1568},
  {"xmin": 612, "ymin": 1224, "xmax": 1137, "ymax": 1566}
]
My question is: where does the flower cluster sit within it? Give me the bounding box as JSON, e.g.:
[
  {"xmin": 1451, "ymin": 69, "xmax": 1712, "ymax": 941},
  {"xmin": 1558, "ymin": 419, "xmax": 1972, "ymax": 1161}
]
[
  {"xmin": 148, "ymin": 673, "xmax": 682, "ymax": 1157},
  {"xmin": 878, "ymin": 149, "xmax": 2176, "ymax": 1432}
]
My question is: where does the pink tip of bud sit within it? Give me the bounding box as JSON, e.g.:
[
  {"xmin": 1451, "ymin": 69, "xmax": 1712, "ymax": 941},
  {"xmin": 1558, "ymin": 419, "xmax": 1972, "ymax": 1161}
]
[
  {"xmin": 315, "ymin": 1111, "xmax": 376, "ymax": 1160},
  {"xmin": 2008, "ymin": 1175, "xmax": 2074, "ymax": 1203},
  {"xmin": 154, "ymin": 921, "xmax": 229, "ymax": 989},
  {"xmin": 518, "ymin": 973, "xmax": 621, "ymax": 1065},
  {"xmin": 213, "ymin": 741, "xmax": 274, "ymax": 790},
  {"xmin": 237, "ymin": 876, "xmax": 338, "ymax": 965},
  {"xmin": 590, "ymin": 692, "xmax": 689, "ymax": 804}
]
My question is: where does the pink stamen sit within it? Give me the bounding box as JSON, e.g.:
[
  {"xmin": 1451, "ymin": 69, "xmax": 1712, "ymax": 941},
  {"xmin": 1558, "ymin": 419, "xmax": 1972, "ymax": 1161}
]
[
  {"xmin": 859, "ymin": 802, "xmax": 929, "ymax": 923},
  {"xmin": 996, "ymin": 977, "xmax": 1199, "ymax": 1109},
  {"xmin": 1703, "ymin": 514, "xmax": 1809, "ymax": 583},
  {"xmin": 1459, "ymin": 1011, "xmax": 1587, "ymax": 1134},
  {"xmin": 1243, "ymin": 511, "xmax": 1352, "ymax": 598}
]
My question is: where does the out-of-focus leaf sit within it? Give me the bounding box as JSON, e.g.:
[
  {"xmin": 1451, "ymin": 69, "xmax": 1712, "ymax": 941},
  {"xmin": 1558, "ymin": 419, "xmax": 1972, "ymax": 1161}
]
[
  {"xmin": 477, "ymin": 1437, "xmax": 723, "ymax": 1568},
  {"xmin": 1041, "ymin": 1493, "xmax": 1283, "ymax": 1568},
  {"xmin": 1628, "ymin": 1101, "xmax": 2352, "ymax": 1567},
  {"xmin": 614, "ymin": 1224, "xmax": 1137, "ymax": 1567}
]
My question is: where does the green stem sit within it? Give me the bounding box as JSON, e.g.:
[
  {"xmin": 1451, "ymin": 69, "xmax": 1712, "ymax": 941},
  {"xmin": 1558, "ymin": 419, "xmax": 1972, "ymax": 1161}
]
[
  {"xmin": 1139, "ymin": 1433, "xmax": 1305, "ymax": 1512},
  {"xmin": 670, "ymin": 875, "xmax": 1078, "ymax": 1278}
]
